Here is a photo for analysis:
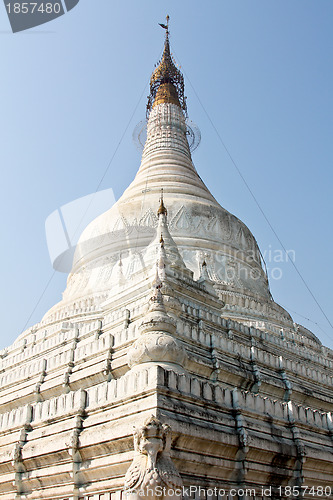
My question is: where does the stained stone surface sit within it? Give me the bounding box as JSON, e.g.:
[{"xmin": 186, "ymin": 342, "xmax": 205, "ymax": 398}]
[{"xmin": 0, "ymin": 29, "xmax": 332, "ymax": 500}]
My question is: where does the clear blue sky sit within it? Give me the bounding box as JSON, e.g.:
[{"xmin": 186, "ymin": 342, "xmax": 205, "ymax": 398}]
[{"xmin": 0, "ymin": 0, "xmax": 332, "ymax": 350}]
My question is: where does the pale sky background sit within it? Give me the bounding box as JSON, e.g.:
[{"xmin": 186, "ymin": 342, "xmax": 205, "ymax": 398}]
[{"xmin": 0, "ymin": 0, "xmax": 332, "ymax": 350}]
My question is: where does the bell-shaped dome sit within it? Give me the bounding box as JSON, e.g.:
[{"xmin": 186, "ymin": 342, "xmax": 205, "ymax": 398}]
[{"xmin": 43, "ymin": 21, "xmax": 293, "ymax": 332}]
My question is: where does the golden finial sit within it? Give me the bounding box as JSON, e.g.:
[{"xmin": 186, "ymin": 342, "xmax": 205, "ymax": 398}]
[
  {"xmin": 157, "ymin": 188, "xmax": 167, "ymax": 216},
  {"xmin": 147, "ymin": 16, "xmax": 187, "ymax": 118}
]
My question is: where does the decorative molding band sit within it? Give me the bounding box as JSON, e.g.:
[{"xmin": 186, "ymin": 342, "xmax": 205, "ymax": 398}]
[{"xmin": 0, "ymin": 366, "xmax": 331, "ymax": 436}]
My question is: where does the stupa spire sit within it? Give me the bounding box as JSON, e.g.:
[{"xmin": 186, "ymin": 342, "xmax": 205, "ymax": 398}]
[{"xmin": 147, "ymin": 16, "xmax": 187, "ymax": 117}]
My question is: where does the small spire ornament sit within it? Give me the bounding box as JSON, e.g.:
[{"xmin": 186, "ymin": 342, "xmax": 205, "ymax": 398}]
[{"xmin": 157, "ymin": 189, "xmax": 167, "ymax": 216}]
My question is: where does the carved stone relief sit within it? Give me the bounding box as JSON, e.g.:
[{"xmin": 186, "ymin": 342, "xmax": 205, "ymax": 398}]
[{"xmin": 124, "ymin": 416, "xmax": 182, "ymax": 500}]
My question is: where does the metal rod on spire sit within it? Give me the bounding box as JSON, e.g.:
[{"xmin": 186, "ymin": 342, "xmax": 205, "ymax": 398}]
[{"xmin": 158, "ymin": 15, "xmax": 170, "ymax": 36}]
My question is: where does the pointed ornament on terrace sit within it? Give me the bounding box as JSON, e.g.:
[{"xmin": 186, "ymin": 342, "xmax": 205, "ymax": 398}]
[
  {"xmin": 127, "ymin": 256, "xmax": 187, "ymax": 373},
  {"xmin": 144, "ymin": 194, "xmax": 193, "ymax": 281}
]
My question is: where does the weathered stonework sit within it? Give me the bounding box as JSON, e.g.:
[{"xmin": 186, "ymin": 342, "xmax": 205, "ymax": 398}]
[
  {"xmin": 124, "ymin": 416, "xmax": 182, "ymax": 500},
  {"xmin": 0, "ymin": 24, "xmax": 332, "ymax": 500}
]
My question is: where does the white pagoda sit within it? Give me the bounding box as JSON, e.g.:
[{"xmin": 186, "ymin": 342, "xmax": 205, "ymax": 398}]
[{"xmin": 0, "ymin": 20, "xmax": 332, "ymax": 500}]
